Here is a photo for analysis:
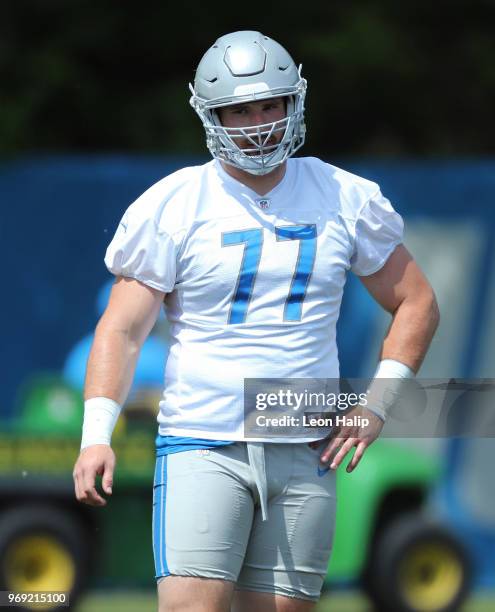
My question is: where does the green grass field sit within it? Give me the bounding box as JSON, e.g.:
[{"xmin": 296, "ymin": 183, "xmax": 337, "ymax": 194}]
[{"xmin": 76, "ymin": 590, "xmax": 495, "ymax": 612}]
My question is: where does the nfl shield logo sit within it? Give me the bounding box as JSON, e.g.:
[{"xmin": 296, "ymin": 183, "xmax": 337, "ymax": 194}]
[{"xmin": 258, "ymin": 199, "xmax": 270, "ymax": 210}]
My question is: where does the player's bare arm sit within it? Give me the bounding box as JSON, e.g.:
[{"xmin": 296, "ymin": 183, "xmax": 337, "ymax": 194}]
[
  {"xmin": 321, "ymin": 244, "xmax": 440, "ymax": 472},
  {"xmin": 73, "ymin": 277, "xmax": 164, "ymax": 507},
  {"xmin": 360, "ymin": 244, "xmax": 440, "ymax": 371}
]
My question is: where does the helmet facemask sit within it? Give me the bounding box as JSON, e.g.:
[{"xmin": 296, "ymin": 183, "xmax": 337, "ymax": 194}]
[{"xmin": 189, "ymin": 70, "xmax": 307, "ymax": 176}]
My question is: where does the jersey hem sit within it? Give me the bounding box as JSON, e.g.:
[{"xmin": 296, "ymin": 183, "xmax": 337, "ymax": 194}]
[{"xmin": 157, "ymin": 427, "xmax": 329, "ymax": 443}]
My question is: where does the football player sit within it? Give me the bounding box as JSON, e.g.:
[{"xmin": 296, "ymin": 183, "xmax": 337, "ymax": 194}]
[{"xmin": 73, "ymin": 31, "xmax": 439, "ymax": 612}]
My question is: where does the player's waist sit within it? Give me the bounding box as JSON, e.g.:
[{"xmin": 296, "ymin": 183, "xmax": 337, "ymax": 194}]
[
  {"xmin": 168, "ymin": 313, "xmax": 336, "ymax": 340},
  {"xmin": 169, "ymin": 328, "xmax": 337, "ymax": 357}
]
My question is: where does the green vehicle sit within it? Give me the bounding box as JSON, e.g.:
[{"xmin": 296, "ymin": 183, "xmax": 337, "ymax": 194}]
[{"xmin": 0, "ymin": 376, "xmax": 470, "ymax": 611}]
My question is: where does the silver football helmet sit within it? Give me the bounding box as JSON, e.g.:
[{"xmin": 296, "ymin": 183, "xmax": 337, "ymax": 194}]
[{"xmin": 189, "ymin": 31, "xmax": 307, "ymax": 175}]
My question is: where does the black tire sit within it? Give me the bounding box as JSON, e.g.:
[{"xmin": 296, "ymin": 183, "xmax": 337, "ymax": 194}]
[
  {"xmin": 363, "ymin": 513, "xmax": 472, "ymax": 612},
  {"xmin": 0, "ymin": 504, "xmax": 89, "ymax": 611}
]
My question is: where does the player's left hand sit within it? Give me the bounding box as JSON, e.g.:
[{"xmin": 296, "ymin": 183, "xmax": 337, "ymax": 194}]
[{"xmin": 318, "ymin": 408, "xmax": 385, "ymax": 473}]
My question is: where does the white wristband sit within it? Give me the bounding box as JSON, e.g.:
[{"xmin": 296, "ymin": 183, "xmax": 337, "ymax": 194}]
[
  {"xmin": 365, "ymin": 359, "xmax": 415, "ymax": 422},
  {"xmin": 81, "ymin": 397, "xmax": 122, "ymax": 450}
]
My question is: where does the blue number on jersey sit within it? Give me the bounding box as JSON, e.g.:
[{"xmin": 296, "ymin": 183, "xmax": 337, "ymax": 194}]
[
  {"xmin": 222, "ymin": 224, "xmax": 317, "ymax": 324},
  {"xmin": 276, "ymin": 224, "xmax": 317, "ymax": 321},
  {"xmin": 222, "ymin": 228, "xmax": 263, "ymax": 324}
]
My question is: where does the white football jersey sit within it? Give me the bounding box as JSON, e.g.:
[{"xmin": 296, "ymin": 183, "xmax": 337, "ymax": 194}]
[{"xmin": 105, "ymin": 157, "xmax": 404, "ymax": 441}]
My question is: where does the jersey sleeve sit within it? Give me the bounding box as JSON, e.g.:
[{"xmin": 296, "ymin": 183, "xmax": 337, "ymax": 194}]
[
  {"xmin": 350, "ymin": 189, "xmax": 404, "ymax": 276},
  {"xmin": 104, "ymin": 205, "xmax": 177, "ymax": 293}
]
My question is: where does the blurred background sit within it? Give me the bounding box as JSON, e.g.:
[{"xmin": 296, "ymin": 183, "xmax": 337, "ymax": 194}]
[{"xmin": 1, "ymin": 1, "xmax": 495, "ymax": 611}]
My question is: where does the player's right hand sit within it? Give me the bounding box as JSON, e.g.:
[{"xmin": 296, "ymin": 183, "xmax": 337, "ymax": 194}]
[{"xmin": 73, "ymin": 444, "xmax": 116, "ymax": 507}]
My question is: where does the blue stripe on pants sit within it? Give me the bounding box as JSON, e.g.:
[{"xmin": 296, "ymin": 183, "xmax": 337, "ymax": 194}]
[{"xmin": 153, "ymin": 455, "xmax": 169, "ymax": 578}]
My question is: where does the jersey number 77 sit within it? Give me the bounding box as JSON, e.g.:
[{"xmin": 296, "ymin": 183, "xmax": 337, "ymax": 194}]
[{"xmin": 222, "ymin": 224, "xmax": 317, "ymax": 324}]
